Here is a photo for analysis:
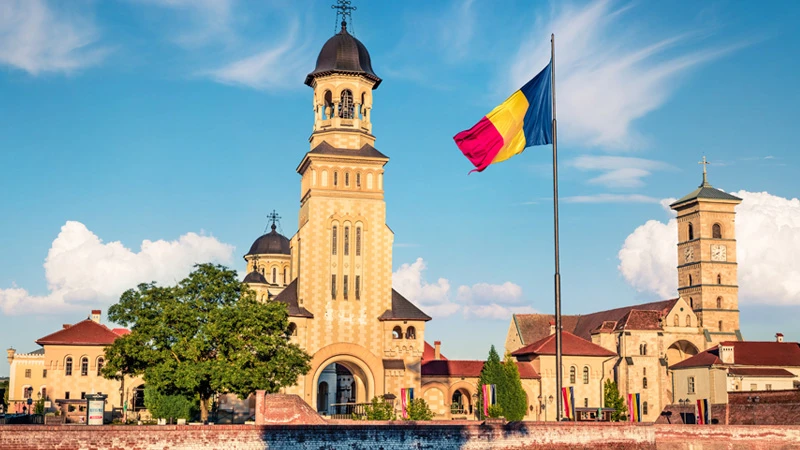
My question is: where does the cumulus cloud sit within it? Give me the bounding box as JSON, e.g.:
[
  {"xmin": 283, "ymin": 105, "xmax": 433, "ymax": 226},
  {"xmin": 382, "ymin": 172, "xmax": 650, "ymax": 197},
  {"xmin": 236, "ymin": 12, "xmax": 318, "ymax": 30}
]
[
  {"xmin": 618, "ymin": 191, "xmax": 800, "ymax": 304},
  {"xmin": 0, "ymin": 221, "xmax": 235, "ymax": 315},
  {"xmin": 0, "ymin": 0, "xmax": 108, "ymax": 75},
  {"xmin": 508, "ymin": 0, "xmax": 746, "ymax": 149},
  {"xmin": 392, "ymin": 258, "xmax": 534, "ymax": 319}
]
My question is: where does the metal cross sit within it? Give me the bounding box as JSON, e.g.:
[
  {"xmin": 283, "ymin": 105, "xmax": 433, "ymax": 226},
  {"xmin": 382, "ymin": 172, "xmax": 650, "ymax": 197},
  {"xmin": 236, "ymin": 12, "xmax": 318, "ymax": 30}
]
[
  {"xmin": 266, "ymin": 210, "xmax": 281, "ymax": 232},
  {"xmin": 698, "ymin": 156, "xmax": 710, "ymax": 185},
  {"xmin": 332, "ymin": 0, "xmax": 356, "ymax": 31}
]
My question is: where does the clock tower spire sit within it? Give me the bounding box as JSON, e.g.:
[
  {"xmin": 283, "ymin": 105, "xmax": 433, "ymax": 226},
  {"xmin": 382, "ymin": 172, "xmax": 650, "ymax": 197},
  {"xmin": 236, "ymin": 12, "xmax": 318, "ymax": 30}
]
[{"xmin": 670, "ymin": 160, "xmax": 743, "ymax": 346}]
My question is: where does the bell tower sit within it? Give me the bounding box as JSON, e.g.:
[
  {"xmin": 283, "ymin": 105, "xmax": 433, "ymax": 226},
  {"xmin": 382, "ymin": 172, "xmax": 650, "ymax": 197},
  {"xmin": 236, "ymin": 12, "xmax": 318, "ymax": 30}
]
[{"xmin": 670, "ymin": 158, "xmax": 742, "ymax": 346}]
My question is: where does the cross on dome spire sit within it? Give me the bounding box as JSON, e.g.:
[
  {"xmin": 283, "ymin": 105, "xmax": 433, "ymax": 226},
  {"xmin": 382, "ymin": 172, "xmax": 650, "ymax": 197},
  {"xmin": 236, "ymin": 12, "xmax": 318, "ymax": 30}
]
[
  {"xmin": 698, "ymin": 156, "xmax": 710, "ymax": 186},
  {"xmin": 266, "ymin": 210, "xmax": 281, "ymax": 232},
  {"xmin": 332, "ymin": 0, "xmax": 356, "ymax": 32}
]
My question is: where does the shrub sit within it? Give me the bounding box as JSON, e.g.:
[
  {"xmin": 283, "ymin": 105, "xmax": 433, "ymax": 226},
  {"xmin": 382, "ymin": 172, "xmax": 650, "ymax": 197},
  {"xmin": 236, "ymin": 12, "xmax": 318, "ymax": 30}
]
[
  {"xmin": 143, "ymin": 387, "xmax": 198, "ymax": 422},
  {"xmin": 406, "ymin": 398, "xmax": 434, "ymax": 421},
  {"xmin": 364, "ymin": 395, "xmax": 395, "ymax": 420}
]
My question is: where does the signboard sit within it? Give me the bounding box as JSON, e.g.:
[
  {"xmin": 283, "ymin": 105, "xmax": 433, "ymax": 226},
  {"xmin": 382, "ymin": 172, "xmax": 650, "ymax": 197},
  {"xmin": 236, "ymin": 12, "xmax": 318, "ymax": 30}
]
[{"xmin": 85, "ymin": 394, "xmax": 107, "ymax": 425}]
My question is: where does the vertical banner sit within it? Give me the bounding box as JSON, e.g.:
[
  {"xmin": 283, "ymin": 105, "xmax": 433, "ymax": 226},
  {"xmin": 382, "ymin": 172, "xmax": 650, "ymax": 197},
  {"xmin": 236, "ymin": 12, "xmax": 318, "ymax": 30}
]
[
  {"xmin": 569, "ymin": 386, "xmax": 576, "ymax": 421},
  {"xmin": 696, "ymin": 399, "xmax": 709, "ymax": 425},
  {"xmin": 635, "ymin": 393, "xmax": 641, "ymax": 423},
  {"xmin": 627, "ymin": 394, "xmax": 634, "ymax": 422},
  {"xmin": 482, "ymin": 384, "xmax": 490, "ymax": 417},
  {"xmin": 562, "ymin": 387, "xmax": 573, "ymax": 420},
  {"xmin": 490, "ymin": 384, "xmax": 497, "ymax": 406},
  {"xmin": 400, "ymin": 388, "xmax": 407, "ymax": 419}
]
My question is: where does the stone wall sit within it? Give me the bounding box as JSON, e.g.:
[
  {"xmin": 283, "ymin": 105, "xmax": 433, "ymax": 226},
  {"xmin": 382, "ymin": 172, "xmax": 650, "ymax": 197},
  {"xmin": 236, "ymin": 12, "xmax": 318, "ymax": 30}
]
[{"xmin": 1, "ymin": 423, "xmax": 799, "ymax": 450}]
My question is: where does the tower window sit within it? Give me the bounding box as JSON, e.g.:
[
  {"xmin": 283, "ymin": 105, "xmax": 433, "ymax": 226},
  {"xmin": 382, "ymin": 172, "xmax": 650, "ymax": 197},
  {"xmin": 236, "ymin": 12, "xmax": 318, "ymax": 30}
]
[
  {"xmin": 356, "ymin": 173, "xmax": 361, "ymax": 187},
  {"xmin": 639, "ymin": 343, "xmax": 647, "ymax": 355},
  {"xmin": 355, "ymin": 275, "xmax": 361, "ymax": 300},
  {"xmin": 405, "ymin": 326, "xmax": 416, "ymax": 339},
  {"xmin": 392, "ymin": 326, "xmax": 402, "ymax": 339},
  {"xmin": 582, "ymin": 366, "xmax": 589, "ymax": 384},
  {"xmin": 643, "ymin": 377, "xmax": 648, "ymax": 389},
  {"xmin": 569, "ymin": 366, "xmax": 576, "ymax": 384},
  {"xmin": 343, "ymin": 275, "xmax": 349, "ymax": 299},
  {"xmin": 287, "ymin": 323, "xmax": 297, "ymax": 336},
  {"xmin": 688, "ymin": 223, "xmax": 694, "ymax": 240},
  {"xmin": 717, "ymin": 274, "xmax": 722, "ymax": 285},
  {"xmin": 339, "ymin": 89, "xmax": 354, "ymax": 119},
  {"xmin": 643, "ymin": 402, "xmax": 648, "ymax": 415},
  {"xmin": 283, "ymin": 267, "xmax": 287, "ymax": 285},
  {"xmin": 643, "ymin": 368, "xmax": 647, "ymax": 376},
  {"xmin": 331, "ymin": 275, "xmax": 337, "ymax": 299},
  {"xmin": 323, "ymin": 90, "xmax": 333, "ymax": 119},
  {"xmin": 713, "ymin": 223, "xmax": 722, "ymax": 239},
  {"xmin": 688, "ymin": 275, "xmax": 692, "ymax": 286},
  {"xmin": 686, "ymin": 315, "xmax": 691, "ymax": 327},
  {"xmin": 272, "ymin": 267, "xmax": 277, "ymax": 284},
  {"xmin": 356, "ymin": 228, "xmax": 361, "ymax": 256},
  {"xmin": 717, "ymin": 297, "xmax": 722, "ymax": 309},
  {"xmin": 344, "ymin": 226, "xmax": 350, "ymax": 256},
  {"xmin": 65, "ymin": 357, "xmax": 73, "ymax": 376},
  {"xmin": 345, "ymin": 173, "xmax": 350, "ymax": 187},
  {"xmin": 332, "ymin": 226, "xmax": 338, "ymax": 255},
  {"xmin": 689, "ymin": 297, "xmax": 693, "ymax": 309},
  {"xmin": 333, "ymin": 172, "xmax": 338, "ymax": 186},
  {"xmin": 718, "ymin": 321, "xmax": 723, "ymax": 331}
]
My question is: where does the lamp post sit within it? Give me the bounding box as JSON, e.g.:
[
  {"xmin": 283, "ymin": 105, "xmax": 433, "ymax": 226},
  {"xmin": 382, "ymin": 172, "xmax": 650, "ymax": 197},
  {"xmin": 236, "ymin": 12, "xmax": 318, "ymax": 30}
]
[
  {"xmin": 537, "ymin": 395, "xmax": 543, "ymax": 421},
  {"xmin": 678, "ymin": 398, "xmax": 688, "ymax": 424}
]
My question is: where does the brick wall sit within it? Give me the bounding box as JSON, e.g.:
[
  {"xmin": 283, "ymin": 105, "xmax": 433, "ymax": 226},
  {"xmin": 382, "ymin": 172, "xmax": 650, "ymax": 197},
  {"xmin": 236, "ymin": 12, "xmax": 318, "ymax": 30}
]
[{"xmin": 1, "ymin": 423, "xmax": 798, "ymax": 450}]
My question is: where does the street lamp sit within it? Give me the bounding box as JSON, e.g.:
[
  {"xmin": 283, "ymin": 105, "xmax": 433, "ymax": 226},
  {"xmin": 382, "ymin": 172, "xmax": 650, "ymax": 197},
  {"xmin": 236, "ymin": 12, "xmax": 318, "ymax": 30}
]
[{"xmin": 678, "ymin": 398, "xmax": 689, "ymax": 424}]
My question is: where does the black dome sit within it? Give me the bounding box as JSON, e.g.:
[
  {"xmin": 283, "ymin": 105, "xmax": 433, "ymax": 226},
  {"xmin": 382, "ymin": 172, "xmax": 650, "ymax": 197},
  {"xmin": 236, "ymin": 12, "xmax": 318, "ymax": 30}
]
[
  {"xmin": 304, "ymin": 25, "xmax": 381, "ymax": 88},
  {"xmin": 246, "ymin": 224, "xmax": 290, "ymax": 256},
  {"xmin": 243, "ymin": 271, "xmax": 268, "ymax": 284}
]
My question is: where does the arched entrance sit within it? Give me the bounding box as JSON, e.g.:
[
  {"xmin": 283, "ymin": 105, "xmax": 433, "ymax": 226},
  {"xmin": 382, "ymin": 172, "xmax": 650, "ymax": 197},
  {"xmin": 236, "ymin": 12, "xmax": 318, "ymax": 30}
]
[
  {"xmin": 311, "ymin": 357, "xmax": 374, "ymax": 417},
  {"xmin": 451, "ymin": 388, "xmax": 472, "ymax": 416}
]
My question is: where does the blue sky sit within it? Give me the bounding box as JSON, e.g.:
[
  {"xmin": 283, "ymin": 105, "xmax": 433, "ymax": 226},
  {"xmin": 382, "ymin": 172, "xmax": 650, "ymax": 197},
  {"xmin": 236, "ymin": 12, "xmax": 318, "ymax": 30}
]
[{"xmin": 1, "ymin": 0, "xmax": 799, "ymax": 376}]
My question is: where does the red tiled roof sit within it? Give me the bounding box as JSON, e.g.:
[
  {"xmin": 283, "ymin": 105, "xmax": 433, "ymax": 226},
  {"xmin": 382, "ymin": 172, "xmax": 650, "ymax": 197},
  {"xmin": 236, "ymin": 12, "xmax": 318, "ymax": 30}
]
[
  {"xmin": 421, "ymin": 360, "xmax": 539, "ymax": 379},
  {"xmin": 111, "ymin": 328, "xmax": 130, "ymax": 336},
  {"xmin": 35, "ymin": 319, "xmax": 124, "ymax": 346},
  {"xmin": 670, "ymin": 341, "xmax": 800, "ymax": 370},
  {"xmin": 615, "ymin": 310, "xmax": 662, "ymax": 331},
  {"xmin": 513, "ymin": 299, "xmax": 678, "ymax": 343},
  {"xmin": 511, "ymin": 331, "xmax": 616, "ymax": 358},
  {"xmin": 728, "ymin": 368, "xmax": 796, "ymax": 377},
  {"xmin": 422, "ymin": 341, "xmax": 447, "ymax": 361}
]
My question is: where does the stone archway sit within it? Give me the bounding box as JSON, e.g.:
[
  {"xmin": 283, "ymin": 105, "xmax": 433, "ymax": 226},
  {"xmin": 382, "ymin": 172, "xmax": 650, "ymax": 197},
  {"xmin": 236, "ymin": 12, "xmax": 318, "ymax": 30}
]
[
  {"xmin": 666, "ymin": 340, "xmax": 700, "ymax": 366},
  {"xmin": 309, "ymin": 354, "xmax": 375, "ymax": 413}
]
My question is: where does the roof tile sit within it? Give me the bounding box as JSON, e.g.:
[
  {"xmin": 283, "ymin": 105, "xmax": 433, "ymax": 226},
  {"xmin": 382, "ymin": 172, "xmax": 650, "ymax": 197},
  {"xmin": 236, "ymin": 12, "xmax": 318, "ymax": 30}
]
[{"xmin": 512, "ymin": 331, "xmax": 616, "ymax": 358}]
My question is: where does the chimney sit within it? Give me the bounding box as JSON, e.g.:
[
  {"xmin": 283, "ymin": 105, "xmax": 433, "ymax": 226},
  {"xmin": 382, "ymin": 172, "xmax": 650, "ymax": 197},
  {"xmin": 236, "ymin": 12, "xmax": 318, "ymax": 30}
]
[
  {"xmin": 7, "ymin": 348, "xmax": 16, "ymax": 366},
  {"xmin": 776, "ymin": 333, "xmax": 784, "ymax": 343},
  {"xmin": 91, "ymin": 310, "xmax": 101, "ymax": 324},
  {"xmin": 434, "ymin": 341, "xmax": 441, "ymax": 360},
  {"xmin": 719, "ymin": 343, "xmax": 735, "ymax": 364},
  {"xmin": 549, "ymin": 320, "xmax": 556, "ymax": 336},
  {"xmin": 62, "ymin": 324, "xmax": 71, "ymax": 329}
]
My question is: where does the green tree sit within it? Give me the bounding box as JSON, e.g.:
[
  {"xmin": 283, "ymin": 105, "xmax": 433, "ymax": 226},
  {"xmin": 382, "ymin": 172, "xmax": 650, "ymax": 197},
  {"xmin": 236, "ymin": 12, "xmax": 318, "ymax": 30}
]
[
  {"xmin": 477, "ymin": 345, "xmax": 504, "ymax": 419},
  {"xmin": 34, "ymin": 397, "xmax": 45, "ymax": 415},
  {"xmin": 603, "ymin": 379, "xmax": 627, "ymax": 421},
  {"xmin": 144, "ymin": 386, "xmax": 198, "ymax": 422},
  {"xmin": 500, "ymin": 352, "xmax": 528, "ymax": 421},
  {"xmin": 406, "ymin": 398, "xmax": 434, "ymax": 421},
  {"xmin": 102, "ymin": 263, "xmax": 311, "ymax": 422},
  {"xmin": 363, "ymin": 395, "xmax": 395, "ymax": 420}
]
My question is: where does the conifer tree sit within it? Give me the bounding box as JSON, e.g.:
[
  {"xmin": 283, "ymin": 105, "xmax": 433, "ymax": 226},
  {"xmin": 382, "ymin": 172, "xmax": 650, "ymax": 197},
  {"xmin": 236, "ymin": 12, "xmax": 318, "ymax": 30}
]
[
  {"xmin": 501, "ymin": 352, "xmax": 528, "ymax": 421},
  {"xmin": 603, "ymin": 379, "xmax": 627, "ymax": 421},
  {"xmin": 477, "ymin": 345, "xmax": 504, "ymax": 418}
]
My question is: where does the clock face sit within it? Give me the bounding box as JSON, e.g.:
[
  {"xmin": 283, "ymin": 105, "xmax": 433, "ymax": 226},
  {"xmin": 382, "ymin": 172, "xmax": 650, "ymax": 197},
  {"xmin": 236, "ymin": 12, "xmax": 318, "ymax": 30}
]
[
  {"xmin": 711, "ymin": 244, "xmax": 727, "ymax": 261},
  {"xmin": 684, "ymin": 246, "xmax": 694, "ymax": 263}
]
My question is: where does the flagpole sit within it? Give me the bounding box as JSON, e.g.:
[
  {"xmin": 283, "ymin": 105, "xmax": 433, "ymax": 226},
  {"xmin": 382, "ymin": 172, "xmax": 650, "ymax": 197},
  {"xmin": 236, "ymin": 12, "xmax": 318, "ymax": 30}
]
[{"xmin": 551, "ymin": 33, "xmax": 564, "ymax": 422}]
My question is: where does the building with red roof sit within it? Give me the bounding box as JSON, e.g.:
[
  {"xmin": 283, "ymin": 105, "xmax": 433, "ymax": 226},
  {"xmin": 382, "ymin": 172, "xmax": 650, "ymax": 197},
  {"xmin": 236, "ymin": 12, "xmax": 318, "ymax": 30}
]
[{"xmin": 6, "ymin": 310, "xmax": 141, "ymax": 422}]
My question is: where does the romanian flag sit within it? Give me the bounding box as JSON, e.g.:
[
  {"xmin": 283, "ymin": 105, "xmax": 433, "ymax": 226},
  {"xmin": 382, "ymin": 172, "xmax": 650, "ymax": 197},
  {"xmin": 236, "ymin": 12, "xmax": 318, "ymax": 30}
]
[
  {"xmin": 454, "ymin": 61, "xmax": 553, "ymax": 173},
  {"xmin": 400, "ymin": 388, "xmax": 414, "ymax": 418},
  {"xmin": 628, "ymin": 393, "xmax": 641, "ymax": 422},
  {"xmin": 562, "ymin": 386, "xmax": 575, "ymax": 420},
  {"xmin": 696, "ymin": 399, "xmax": 709, "ymax": 425},
  {"xmin": 481, "ymin": 384, "xmax": 496, "ymax": 418}
]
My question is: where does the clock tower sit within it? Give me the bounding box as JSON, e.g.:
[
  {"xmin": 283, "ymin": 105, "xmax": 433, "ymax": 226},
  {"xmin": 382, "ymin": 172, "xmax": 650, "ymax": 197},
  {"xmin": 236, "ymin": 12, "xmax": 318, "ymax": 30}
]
[{"xmin": 671, "ymin": 158, "xmax": 742, "ymax": 345}]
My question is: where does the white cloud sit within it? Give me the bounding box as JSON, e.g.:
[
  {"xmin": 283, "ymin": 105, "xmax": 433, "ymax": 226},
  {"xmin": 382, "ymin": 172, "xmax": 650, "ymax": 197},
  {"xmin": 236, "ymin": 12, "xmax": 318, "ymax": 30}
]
[
  {"xmin": 204, "ymin": 18, "xmax": 314, "ymax": 91},
  {"xmin": 0, "ymin": 0, "xmax": 108, "ymax": 75},
  {"xmin": 134, "ymin": 0, "xmax": 237, "ymax": 47},
  {"xmin": 508, "ymin": 0, "xmax": 745, "ymax": 149},
  {"xmin": 0, "ymin": 221, "xmax": 235, "ymax": 315},
  {"xmin": 569, "ymin": 156, "xmax": 673, "ymax": 188},
  {"xmin": 564, "ymin": 194, "xmax": 660, "ymax": 204},
  {"xmin": 392, "ymin": 258, "xmax": 533, "ymax": 319},
  {"xmin": 618, "ymin": 191, "xmax": 800, "ymax": 305}
]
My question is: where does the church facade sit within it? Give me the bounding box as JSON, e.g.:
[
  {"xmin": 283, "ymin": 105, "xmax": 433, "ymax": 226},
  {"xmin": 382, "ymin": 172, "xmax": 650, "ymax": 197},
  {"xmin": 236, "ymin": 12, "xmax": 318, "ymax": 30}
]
[{"xmin": 505, "ymin": 168, "xmax": 744, "ymax": 421}]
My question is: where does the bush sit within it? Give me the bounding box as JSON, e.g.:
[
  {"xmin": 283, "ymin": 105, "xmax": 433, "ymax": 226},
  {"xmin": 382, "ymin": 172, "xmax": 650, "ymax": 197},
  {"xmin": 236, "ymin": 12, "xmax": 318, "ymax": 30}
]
[
  {"xmin": 363, "ymin": 396, "xmax": 395, "ymax": 420},
  {"xmin": 406, "ymin": 398, "xmax": 434, "ymax": 421},
  {"xmin": 488, "ymin": 404, "xmax": 504, "ymax": 418},
  {"xmin": 143, "ymin": 387, "xmax": 198, "ymax": 422}
]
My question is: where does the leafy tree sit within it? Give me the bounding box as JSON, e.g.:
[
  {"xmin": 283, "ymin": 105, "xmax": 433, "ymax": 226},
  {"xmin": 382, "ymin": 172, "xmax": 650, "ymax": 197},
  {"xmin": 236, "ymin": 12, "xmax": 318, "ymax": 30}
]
[
  {"xmin": 144, "ymin": 386, "xmax": 198, "ymax": 422},
  {"xmin": 363, "ymin": 395, "xmax": 395, "ymax": 420},
  {"xmin": 603, "ymin": 379, "xmax": 627, "ymax": 421},
  {"xmin": 103, "ymin": 263, "xmax": 311, "ymax": 422},
  {"xmin": 406, "ymin": 398, "xmax": 434, "ymax": 421},
  {"xmin": 477, "ymin": 345, "xmax": 504, "ymax": 419},
  {"xmin": 34, "ymin": 397, "xmax": 45, "ymax": 415},
  {"xmin": 500, "ymin": 352, "xmax": 528, "ymax": 421},
  {"xmin": 487, "ymin": 404, "xmax": 504, "ymax": 418}
]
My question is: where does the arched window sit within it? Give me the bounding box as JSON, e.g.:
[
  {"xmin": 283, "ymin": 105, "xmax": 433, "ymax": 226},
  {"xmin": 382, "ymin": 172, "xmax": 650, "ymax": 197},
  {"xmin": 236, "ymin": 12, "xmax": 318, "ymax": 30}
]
[
  {"xmin": 643, "ymin": 377, "xmax": 648, "ymax": 389},
  {"xmin": 688, "ymin": 275, "xmax": 693, "ymax": 286},
  {"xmin": 24, "ymin": 386, "xmax": 33, "ymax": 399},
  {"xmin": 331, "ymin": 275, "xmax": 336, "ymax": 299},
  {"xmin": 640, "ymin": 343, "xmax": 647, "ymax": 355},
  {"xmin": 80, "ymin": 357, "xmax": 89, "ymax": 376},
  {"xmin": 344, "ymin": 226, "xmax": 350, "ymax": 256},
  {"xmin": 356, "ymin": 228, "xmax": 362, "ymax": 256},
  {"xmin": 345, "ymin": 173, "xmax": 350, "ymax": 187},
  {"xmin": 713, "ymin": 223, "xmax": 722, "ymax": 239},
  {"xmin": 331, "ymin": 226, "xmax": 338, "ymax": 255},
  {"xmin": 569, "ymin": 366, "xmax": 576, "ymax": 384},
  {"xmin": 323, "ymin": 90, "xmax": 333, "ymax": 119},
  {"xmin": 688, "ymin": 223, "xmax": 694, "ymax": 240},
  {"xmin": 686, "ymin": 315, "xmax": 691, "ymax": 327},
  {"xmin": 355, "ymin": 275, "xmax": 361, "ymax": 300},
  {"xmin": 392, "ymin": 326, "xmax": 402, "ymax": 339},
  {"xmin": 333, "ymin": 172, "xmax": 338, "ymax": 186},
  {"xmin": 96, "ymin": 357, "xmax": 104, "ymax": 376},
  {"xmin": 716, "ymin": 297, "xmax": 722, "ymax": 309},
  {"xmin": 643, "ymin": 368, "xmax": 647, "ymax": 376},
  {"xmin": 689, "ymin": 297, "xmax": 693, "ymax": 309},
  {"xmin": 643, "ymin": 401, "xmax": 648, "ymax": 415},
  {"xmin": 717, "ymin": 274, "xmax": 722, "ymax": 285},
  {"xmin": 287, "ymin": 322, "xmax": 297, "ymax": 337},
  {"xmin": 272, "ymin": 267, "xmax": 277, "ymax": 284},
  {"xmin": 360, "ymin": 92, "xmax": 366, "ymax": 119},
  {"xmin": 688, "ymin": 377, "xmax": 695, "ymax": 394},
  {"xmin": 718, "ymin": 321, "xmax": 723, "ymax": 332},
  {"xmin": 65, "ymin": 357, "xmax": 73, "ymax": 376},
  {"xmin": 405, "ymin": 326, "xmax": 416, "ymax": 340},
  {"xmin": 283, "ymin": 267, "xmax": 287, "ymax": 285},
  {"xmin": 356, "ymin": 173, "xmax": 361, "ymax": 187},
  {"xmin": 339, "ymin": 89, "xmax": 354, "ymax": 118},
  {"xmin": 673, "ymin": 315, "xmax": 679, "ymax": 327},
  {"xmin": 343, "ymin": 275, "xmax": 349, "ymax": 299},
  {"xmin": 582, "ymin": 366, "xmax": 589, "ymax": 384},
  {"xmin": 41, "ymin": 387, "xmax": 47, "ymax": 400}
]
